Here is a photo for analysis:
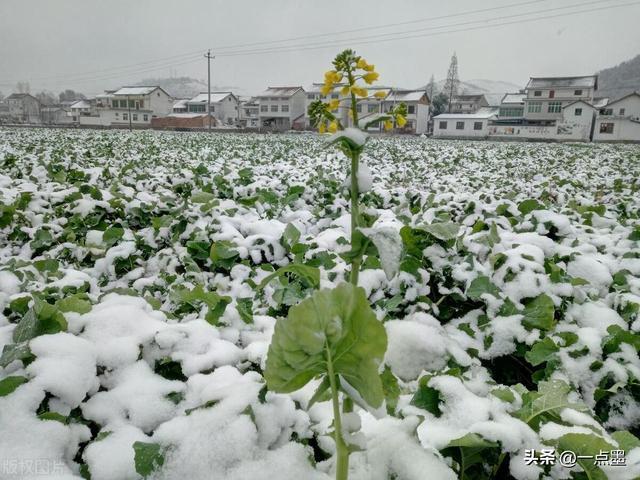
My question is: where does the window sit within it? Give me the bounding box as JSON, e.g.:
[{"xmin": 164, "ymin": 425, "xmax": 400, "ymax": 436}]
[
  {"xmin": 599, "ymin": 122, "xmax": 614, "ymax": 134},
  {"xmin": 574, "ymin": 108, "xmax": 582, "ymax": 116},
  {"xmin": 356, "ymin": 104, "xmax": 362, "ymax": 113},
  {"xmin": 270, "ymin": 105, "xmax": 278, "ymax": 112},
  {"xmin": 407, "ymin": 105, "xmax": 415, "ymax": 114},
  {"xmin": 456, "ymin": 121, "xmax": 465, "ymax": 130},
  {"xmin": 128, "ymin": 100, "xmax": 135, "ymax": 108},
  {"xmin": 210, "ymin": 106, "xmax": 215, "ymax": 112},
  {"xmin": 132, "ymin": 114, "xmax": 138, "ymax": 121},
  {"xmin": 189, "ymin": 104, "xmax": 206, "ymax": 113},
  {"xmin": 331, "ymin": 93, "xmax": 339, "ymax": 99},
  {"xmin": 620, "ymin": 108, "xmax": 626, "ymax": 115},
  {"xmin": 123, "ymin": 113, "xmax": 128, "ymax": 120},
  {"xmin": 439, "ymin": 121, "xmax": 447, "ymax": 130},
  {"xmin": 499, "ymin": 107, "xmax": 524, "ymax": 117},
  {"xmin": 115, "ymin": 112, "xmax": 119, "ymax": 117},
  {"xmin": 260, "ymin": 105, "xmax": 268, "ymax": 112},
  {"xmin": 281, "ymin": 104, "xmax": 289, "ymax": 112},
  {"xmin": 574, "ymin": 89, "xmax": 583, "ymax": 96},
  {"xmin": 528, "ymin": 102, "xmax": 542, "ymax": 113},
  {"xmin": 367, "ymin": 104, "xmax": 377, "ymax": 113},
  {"xmin": 139, "ymin": 100, "xmax": 144, "ymax": 108},
  {"xmin": 473, "ymin": 121, "xmax": 483, "ymax": 130},
  {"xmin": 143, "ymin": 114, "xmax": 148, "ymax": 121},
  {"xmin": 549, "ymin": 90, "xmax": 555, "ymax": 99},
  {"xmin": 601, "ymin": 108, "xmax": 613, "ymax": 116},
  {"xmin": 548, "ymin": 101, "xmax": 562, "ymax": 113},
  {"xmin": 534, "ymin": 91, "xmax": 542, "ymax": 97},
  {"xmin": 307, "ymin": 94, "xmax": 315, "ymax": 100}
]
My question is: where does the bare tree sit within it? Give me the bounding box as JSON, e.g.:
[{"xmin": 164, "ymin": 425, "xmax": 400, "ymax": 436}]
[
  {"xmin": 426, "ymin": 75, "xmax": 437, "ymax": 102},
  {"xmin": 15, "ymin": 81, "xmax": 31, "ymax": 94},
  {"xmin": 35, "ymin": 91, "xmax": 57, "ymax": 106},
  {"xmin": 59, "ymin": 89, "xmax": 86, "ymax": 102},
  {"xmin": 443, "ymin": 53, "xmax": 460, "ymax": 113}
]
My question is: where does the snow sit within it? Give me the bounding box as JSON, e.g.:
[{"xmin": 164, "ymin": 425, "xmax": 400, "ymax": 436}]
[{"xmin": 28, "ymin": 333, "xmax": 99, "ymax": 407}]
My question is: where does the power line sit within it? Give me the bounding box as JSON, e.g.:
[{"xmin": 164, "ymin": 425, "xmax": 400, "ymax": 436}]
[{"xmin": 212, "ymin": 0, "xmax": 638, "ymax": 57}]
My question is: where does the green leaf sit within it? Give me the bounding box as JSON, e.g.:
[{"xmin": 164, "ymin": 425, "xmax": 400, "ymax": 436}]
[
  {"xmin": 410, "ymin": 376, "xmax": 442, "ymax": 417},
  {"xmin": 308, "ymin": 376, "xmax": 331, "ymax": 408},
  {"xmin": 521, "ymin": 294, "xmax": 556, "ymax": 331},
  {"xmin": 380, "ymin": 365, "xmax": 400, "ymax": 415},
  {"xmin": 525, "ymin": 337, "xmax": 559, "ymax": 366},
  {"xmin": 236, "ymin": 298, "xmax": 253, "ymax": 324},
  {"xmin": 264, "ymin": 283, "xmax": 387, "ymax": 408},
  {"xmin": 191, "ymin": 191, "xmax": 217, "ymax": 203},
  {"xmin": 56, "ymin": 293, "xmax": 92, "ymax": 314},
  {"xmin": 133, "ymin": 442, "xmax": 166, "ymax": 478},
  {"xmin": 0, "ymin": 376, "xmax": 28, "ymax": 396},
  {"xmin": 556, "ymin": 433, "xmax": 614, "ymax": 480},
  {"xmin": 258, "ymin": 264, "xmax": 320, "ymax": 290},
  {"xmin": 490, "ymin": 387, "xmax": 515, "ymax": 403},
  {"xmin": 282, "ymin": 223, "xmax": 301, "ymax": 250},
  {"xmin": 0, "ymin": 342, "xmax": 32, "ymax": 367},
  {"xmin": 419, "ymin": 222, "xmax": 460, "ymax": 242},
  {"xmin": 466, "ymin": 276, "xmax": 501, "ymax": 301},
  {"xmin": 518, "ymin": 199, "xmax": 544, "ymax": 215},
  {"xmin": 170, "ymin": 285, "xmax": 231, "ymax": 326},
  {"xmin": 516, "ymin": 380, "xmax": 586, "ymax": 427},
  {"xmin": 33, "ymin": 259, "xmax": 59, "ymax": 273},
  {"xmin": 103, "ymin": 226, "xmax": 124, "ymax": 247},
  {"xmin": 611, "ymin": 431, "xmax": 640, "ymax": 451},
  {"xmin": 209, "ymin": 240, "xmax": 239, "ymax": 270},
  {"xmin": 442, "ymin": 433, "xmax": 499, "ymax": 480},
  {"xmin": 13, "ymin": 299, "xmax": 67, "ymax": 343}
]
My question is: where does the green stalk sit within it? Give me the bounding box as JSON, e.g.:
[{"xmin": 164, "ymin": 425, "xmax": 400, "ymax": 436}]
[
  {"xmin": 326, "ymin": 346, "xmax": 349, "ymax": 480},
  {"xmin": 347, "ymin": 67, "xmax": 361, "ymax": 287}
]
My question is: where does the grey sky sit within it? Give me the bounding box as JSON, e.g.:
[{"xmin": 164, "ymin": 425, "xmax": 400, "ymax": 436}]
[{"xmin": 1, "ymin": 0, "xmax": 639, "ymax": 96}]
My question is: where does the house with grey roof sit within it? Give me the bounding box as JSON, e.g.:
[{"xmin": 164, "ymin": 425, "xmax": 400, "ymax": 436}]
[
  {"xmin": 3, "ymin": 93, "xmax": 41, "ymax": 123},
  {"xmin": 383, "ymin": 89, "xmax": 430, "ymax": 134},
  {"xmin": 594, "ymin": 91, "xmax": 640, "ymax": 142},
  {"xmin": 523, "ymin": 75, "xmax": 598, "ymax": 125},
  {"xmin": 449, "ymin": 94, "xmax": 489, "ymax": 114},
  {"xmin": 257, "ymin": 87, "xmax": 306, "ymax": 131},
  {"xmin": 184, "ymin": 92, "xmax": 239, "ymax": 125}
]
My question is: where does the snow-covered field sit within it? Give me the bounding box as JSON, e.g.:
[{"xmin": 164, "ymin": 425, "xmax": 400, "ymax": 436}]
[{"xmin": 0, "ymin": 128, "xmax": 639, "ymax": 480}]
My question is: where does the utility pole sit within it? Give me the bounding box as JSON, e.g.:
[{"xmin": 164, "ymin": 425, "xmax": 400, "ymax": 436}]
[{"xmin": 205, "ymin": 50, "xmax": 214, "ymax": 132}]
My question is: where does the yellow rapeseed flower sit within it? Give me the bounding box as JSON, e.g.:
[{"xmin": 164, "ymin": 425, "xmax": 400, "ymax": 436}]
[
  {"xmin": 320, "ymin": 84, "xmax": 333, "ymax": 96},
  {"xmin": 340, "ymin": 86, "xmax": 350, "ymax": 96},
  {"xmin": 352, "ymin": 86, "xmax": 368, "ymax": 98},
  {"xmin": 328, "ymin": 120, "xmax": 338, "ymax": 133},
  {"xmin": 396, "ymin": 115, "xmax": 407, "ymax": 127},
  {"xmin": 362, "ymin": 72, "xmax": 379, "ymax": 84},
  {"xmin": 374, "ymin": 90, "xmax": 387, "ymax": 99},
  {"xmin": 318, "ymin": 122, "xmax": 326, "ymax": 134},
  {"xmin": 328, "ymin": 99, "xmax": 340, "ymax": 111},
  {"xmin": 384, "ymin": 119, "xmax": 393, "ymax": 131},
  {"xmin": 363, "ymin": 64, "xmax": 375, "ymax": 72},
  {"xmin": 356, "ymin": 58, "xmax": 368, "ymax": 69}
]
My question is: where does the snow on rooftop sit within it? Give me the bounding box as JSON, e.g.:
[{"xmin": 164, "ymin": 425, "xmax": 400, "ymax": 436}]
[
  {"xmin": 386, "ymin": 90, "xmax": 426, "ymax": 102},
  {"xmin": 112, "ymin": 86, "xmax": 159, "ymax": 96},
  {"xmin": 257, "ymin": 87, "xmax": 303, "ymax": 98},
  {"xmin": 501, "ymin": 93, "xmax": 526, "ymax": 105},
  {"xmin": 70, "ymin": 100, "xmax": 91, "ymax": 109},
  {"xmin": 434, "ymin": 107, "xmax": 498, "ymax": 119},
  {"xmin": 526, "ymin": 76, "xmax": 597, "ymax": 89},
  {"xmin": 188, "ymin": 92, "xmax": 233, "ymax": 104}
]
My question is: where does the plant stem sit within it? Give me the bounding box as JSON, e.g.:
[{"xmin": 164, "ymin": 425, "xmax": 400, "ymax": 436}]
[
  {"xmin": 326, "ymin": 348, "xmax": 349, "ymax": 480},
  {"xmin": 347, "ymin": 67, "xmax": 360, "ymax": 287}
]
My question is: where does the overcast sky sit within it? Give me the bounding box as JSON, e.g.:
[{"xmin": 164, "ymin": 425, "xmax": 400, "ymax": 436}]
[{"xmin": 1, "ymin": 0, "xmax": 639, "ymax": 96}]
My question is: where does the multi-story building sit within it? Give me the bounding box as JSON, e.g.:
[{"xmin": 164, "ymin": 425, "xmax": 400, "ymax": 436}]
[
  {"xmin": 3, "ymin": 93, "xmax": 41, "ymax": 123},
  {"xmin": 523, "ymin": 76, "xmax": 597, "ymax": 125},
  {"xmin": 257, "ymin": 87, "xmax": 306, "ymax": 131},
  {"xmin": 184, "ymin": 92, "xmax": 239, "ymax": 125},
  {"xmin": 594, "ymin": 92, "xmax": 640, "ymax": 142},
  {"xmin": 238, "ymin": 98, "xmax": 260, "ymax": 128}
]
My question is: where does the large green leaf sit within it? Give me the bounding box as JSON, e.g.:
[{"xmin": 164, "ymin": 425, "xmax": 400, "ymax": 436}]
[
  {"xmin": 521, "ymin": 294, "xmax": 556, "ymax": 331},
  {"xmin": 466, "ymin": 276, "xmax": 501, "ymax": 301},
  {"xmin": 420, "ymin": 222, "xmax": 460, "ymax": 242},
  {"xmin": 525, "ymin": 337, "xmax": 559, "ymax": 366},
  {"xmin": 13, "ymin": 298, "xmax": 67, "ymax": 343},
  {"xmin": 133, "ymin": 442, "xmax": 165, "ymax": 478},
  {"xmin": 516, "ymin": 380, "xmax": 586, "ymax": 428},
  {"xmin": 556, "ymin": 433, "xmax": 614, "ymax": 480},
  {"xmin": 442, "ymin": 433, "xmax": 500, "ymax": 480},
  {"xmin": 264, "ymin": 283, "xmax": 387, "ymax": 408},
  {"xmin": 0, "ymin": 376, "xmax": 28, "ymax": 397}
]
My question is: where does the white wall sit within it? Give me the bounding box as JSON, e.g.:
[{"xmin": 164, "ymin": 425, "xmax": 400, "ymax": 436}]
[
  {"xmin": 433, "ymin": 117, "xmax": 491, "ymax": 137},
  {"xmin": 594, "ymin": 118, "xmax": 640, "ymax": 142}
]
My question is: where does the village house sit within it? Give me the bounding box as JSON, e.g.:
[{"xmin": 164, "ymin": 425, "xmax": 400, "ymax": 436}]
[
  {"xmin": 238, "ymin": 98, "xmax": 260, "ymax": 128},
  {"xmin": 257, "ymin": 86, "xmax": 306, "ymax": 131},
  {"xmin": 304, "ymin": 83, "xmax": 343, "ymax": 129},
  {"xmin": 184, "ymin": 92, "xmax": 239, "ymax": 125},
  {"xmin": 383, "ymin": 89, "xmax": 430, "ymax": 134},
  {"xmin": 3, "ymin": 93, "xmax": 41, "ymax": 123},
  {"xmin": 41, "ymin": 106, "xmax": 72, "ymax": 125},
  {"xmin": 449, "ymin": 94, "xmax": 489, "ymax": 114},
  {"xmin": 594, "ymin": 92, "xmax": 640, "ymax": 142},
  {"xmin": 171, "ymin": 99, "xmax": 188, "ymax": 113},
  {"xmin": 69, "ymin": 100, "xmax": 92, "ymax": 123},
  {"xmin": 433, "ymin": 108, "xmax": 498, "ymax": 138}
]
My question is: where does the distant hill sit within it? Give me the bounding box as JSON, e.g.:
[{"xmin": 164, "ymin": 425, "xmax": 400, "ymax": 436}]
[
  {"xmin": 133, "ymin": 77, "xmax": 246, "ymax": 99},
  {"xmin": 597, "ymin": 54, "xmax": 640, "ymax": 100}
]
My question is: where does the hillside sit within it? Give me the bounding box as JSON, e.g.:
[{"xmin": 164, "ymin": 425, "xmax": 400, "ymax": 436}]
[
  {"xmin": 133, "ymin": 76, "xmax": 245, "ymax": 99},
  {"xmin": 597, "ymin": 53, "xmax": 640, "ymax": 100}
]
